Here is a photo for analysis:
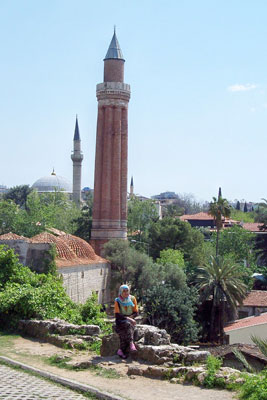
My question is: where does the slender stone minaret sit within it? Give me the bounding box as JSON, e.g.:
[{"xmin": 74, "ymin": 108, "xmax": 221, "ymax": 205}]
[
  {"xmin": 71, "ymin": 116, "xmax": 83, "ymax": 207},
  {"xmin": 130, "ymin": 176, "xmax": 134, "ymax": 197},
  {"xmin": 91, "ymin": 29, "xmax": 131, "ymax": 255}
]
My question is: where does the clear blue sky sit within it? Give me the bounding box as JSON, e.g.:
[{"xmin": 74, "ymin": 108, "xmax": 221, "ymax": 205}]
[{"xmin": 0, "ymin": 0, "xmax": 266, "ymax": 203}]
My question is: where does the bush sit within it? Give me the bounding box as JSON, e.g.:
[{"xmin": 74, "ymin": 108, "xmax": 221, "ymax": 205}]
[
  {"xmin": 239, "ymin": 370, "xmax": 267, "ymax": 400},
  {"xmin": 80, "ymin": 293, "xmax": 111, "ymax": 334},
  {"xmin": 0, "ymin": 246, "xmax": 108, "ymax": 330},
  {"xmin": 203, "ymin": 355, "xmax": 225, "ymax": 389},
  {"xmin": 143, "ymin": 283, "xmax": 199, "ymax": 345}
]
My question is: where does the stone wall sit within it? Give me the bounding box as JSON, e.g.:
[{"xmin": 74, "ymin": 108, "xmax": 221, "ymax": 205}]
[
  {"xmin": 58, "ymin": 262, "xmax": 111, "ymax": 304},
  {"xmin": 0, "ymin": 239, "xmax": 52, "ymax": 273},
  {"xmin": 0, "ymin": 239, "xmax": 111, "ymax": 305},
  {"xmin": 238, "ymin": 305, "xmax": 267, "ymax": 318}
]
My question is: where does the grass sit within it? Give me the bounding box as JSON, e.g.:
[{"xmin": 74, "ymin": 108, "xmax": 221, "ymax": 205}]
[
  {"xmin": 47, "ymin": 354, "xmax": 121, "ymax": 379},
  {"xmin": 0, "ymin": 330, "xmax": 20, "ymax": 355}
]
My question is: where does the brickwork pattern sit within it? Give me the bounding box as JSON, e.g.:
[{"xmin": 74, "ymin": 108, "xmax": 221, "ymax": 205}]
[
  {"xmin": 91, "ymin": 52, "xmax": 130, "ymax": 256},
  {"xmin": 0, "ymin": 364, "xmax": 86, "ymax": 399}
]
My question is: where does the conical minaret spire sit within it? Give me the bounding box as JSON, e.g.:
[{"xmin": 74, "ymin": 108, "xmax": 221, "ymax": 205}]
[
  {"xmin": 74, "ymin": 115, "xmax": 80, "ymax": 141},
  {"xmin": 104, "ymin": 28, "xmax": 124, "ymax": 60},
  {"xmin": 71, "ymin": 116, "xmax": 83, "ymax": 207},
  {"xmin": 103, "ymin": 28, "xmax": 125, "ymax": 83}
]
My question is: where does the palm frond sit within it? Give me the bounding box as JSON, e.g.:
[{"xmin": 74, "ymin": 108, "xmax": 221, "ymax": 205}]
[
  {"xmin": 251, "ymin": 335, "xmax": 267, "ymax": 358},
  {"xmin": 232, "ymin": 348, "xmax": 254, "ymax": 373}
]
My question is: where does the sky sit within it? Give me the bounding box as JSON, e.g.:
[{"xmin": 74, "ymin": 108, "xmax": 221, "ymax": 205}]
[{"xmin": 0, "ymin": 0, "xmax": 266, "ymax": 203}]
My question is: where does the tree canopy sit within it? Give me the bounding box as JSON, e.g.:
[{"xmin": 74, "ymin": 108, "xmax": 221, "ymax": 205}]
[
  {"xmin": 195, "ymin": 256, "xmax": 247, "ymax": 342},
  {"xmin": 0, "ymin": 190, "xmax": 80, "ymax": 237},
  {"xmin": 3, "ymin": 185, "xmax": 33, "ymax": 209},
  {"xmin": 147, "ymin": 217, "xmax": 205, "ymax": 266},
  {"xmin": 127, "ymin": 197, "xmax": 158, "ymax": 240},
  {"xmin": 209, "ymin": 197, "xmax": 231, "ymax": 256}
]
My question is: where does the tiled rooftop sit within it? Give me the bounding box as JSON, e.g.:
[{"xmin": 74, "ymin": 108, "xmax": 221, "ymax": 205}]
[
  {"xmin": 225, "ymin": 312, "xmax": 267, "ymax": 332},
  {"xmin": 242, "ymin": 223, "xmax": 265, "ymax": 232},
  {"xmin": 179, "ymin": 212, "xmax": 214, "ymax": 221},
  {"xmin": 0, "ymin": 232, "xmax": 29, "ymax": 241},
  {"xmin": 241, "ymin": 290, "xmax": 267, "ymax": 307}
]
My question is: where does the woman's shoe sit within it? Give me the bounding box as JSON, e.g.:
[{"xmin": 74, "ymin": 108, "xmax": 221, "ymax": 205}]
[
  {"xmin": 117, "ymin": 349, "xmax": 126, "ymax": 359},
  {"xmin": 130, "ymin": 342, "xmax": 137, "ymax": 352}
]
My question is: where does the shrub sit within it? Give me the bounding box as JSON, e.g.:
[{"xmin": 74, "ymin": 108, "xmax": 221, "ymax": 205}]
[
  {"xmin": 0, "ymin": 246, "xmax": 108, "ymax": 330},
  {"xmin": 203, "ymin": 355, "xmax": 225, "ymax": 389},
  {"xmin": 239, "ymin": 370, "xmax": 267, "ymax": 400},
  {"xmin": 143, "ymin": 283, "xmax": 199, "ymax": 344},
  {"xmin": 80, "ymin": 293, "xmax": 112, "ymax": 334}
]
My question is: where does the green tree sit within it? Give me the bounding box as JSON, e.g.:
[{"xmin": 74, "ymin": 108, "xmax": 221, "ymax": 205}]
[
  {"xmin": 103, "ymin": 239, "xmax": 188, "ymax": 299},
  {"xmin": 255, "ymin": 198, "xmax": 267, "ymax": 227},
  {"xmin": 209, "ymin": 197, "xmax": 231, "ymax": 256},
  {"xmin": 244, "ymin": 202, "xmax": 248, "ymax": 213},
  {"xmin": 156, "ymin": 248, "xmax": 185, "ymax": 269},
  {"xmin": 143, "ymin": 283, "xmax": 199, "ymax": 344},
  {"xmin": 195, "ymin": 256, "xmax": 247, "ymax": 343},
  {"xmin": 164, "ymin": 203, "xmax": 184, "ymax": 217},
  {"xmin": 127, "ymin": 197, "xmax": 158, "ymax": 243},
  {"xmin": 72, "ymin": 191, "xmax": 93, "ymax": 242},
  {"xmin": 3, "ymin": 185, "xmax": 33, "ymax": 209},
  {"xmin": 211, "ymin": 224, "xmax": 256, "ymax": 266},
  {"xmin": 230, "ymin": 209, "xmax": 255, "ymax": 223},
  {"xmin": 15, "ymin": 191, "xmax": 80, "ymax": 237},
  {"xmin": 147, "ymin": 217, "xmax": 205, "ymax": 266},
  {"xmin": 236, "ymin": 201, "xmax": 240, "ymax": 210},
  {"xmin": 0, "ymin": 200, "xmax": 19, "ymax": 234},
  {"xmin": 103, "ymin": 239, "xmax": 153, "ymax": 298}
]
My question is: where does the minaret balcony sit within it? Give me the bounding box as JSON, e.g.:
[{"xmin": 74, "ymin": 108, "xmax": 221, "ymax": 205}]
[{"xmin": 71, "ymin": 153, "xmax": 83, "ymax": 162}]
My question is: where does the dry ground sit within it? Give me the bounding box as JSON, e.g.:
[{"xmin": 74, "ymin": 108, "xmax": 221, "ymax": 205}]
[{"xmin": 0, "ymin": 333, "xmax": 236, "ymax": 400}]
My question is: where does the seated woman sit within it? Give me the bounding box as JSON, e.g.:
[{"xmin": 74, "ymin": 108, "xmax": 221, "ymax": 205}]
[{"xmin": 114, "ymin": 284, "xmax": 138, "ymax": 359}]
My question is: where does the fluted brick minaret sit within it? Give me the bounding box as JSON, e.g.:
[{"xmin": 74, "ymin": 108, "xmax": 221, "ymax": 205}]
[
  {"xmin": 71, "ymin": 116, "xmax": 83, "ymax": 207},
  {"xmin": 91, "ymin": 30, "xmax": 131, "ymax": 255}
]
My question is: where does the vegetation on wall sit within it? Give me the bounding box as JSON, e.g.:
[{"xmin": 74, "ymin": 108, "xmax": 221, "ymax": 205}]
[{"xmin": 0, "ymin": 245, "xmax": 109, "ymax": 330}]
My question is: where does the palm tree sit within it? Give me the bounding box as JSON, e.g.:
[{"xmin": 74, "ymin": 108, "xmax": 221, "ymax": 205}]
[
  {"xmin": 209, "ymin": 196, "xmax": 231, "ymax": 256},
  {"xmin": 195, "ymin": 256, "xmax": 247, "ymax": 343},
  {"xmin": 251, "ymin": 335, "xmax": 267, "ymax": 358}
]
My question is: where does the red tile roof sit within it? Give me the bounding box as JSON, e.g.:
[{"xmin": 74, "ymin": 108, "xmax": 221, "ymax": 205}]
[
  {"xmin": 30, "ymin": 232, "xmax": 106, "ymax": 266},
  {"xmin": 0, "ymin": 232, "xmax": 29, "ymax": 241},
  {"xmin": 225, "ymin": 312, "xmax": 267, "ymax": 332},
  {"xmin": 242, "ymin": 291, "xmax": 267, "ymax": 307},
  {"xmin": 242, "ymin": 223, "xmax": 265, "ymax": 232},
  {"xmin": 179, "ymin": 212, "xmax": 214, "ymax": 221}
]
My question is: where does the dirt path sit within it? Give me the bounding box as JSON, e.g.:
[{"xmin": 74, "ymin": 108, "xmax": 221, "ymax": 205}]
[{"xmin": 1, "ymin": 335, "xmax": 236, "ymax": 400}]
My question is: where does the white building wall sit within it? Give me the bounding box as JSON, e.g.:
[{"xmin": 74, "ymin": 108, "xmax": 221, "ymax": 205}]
[
  {"xmin": 227, "ymin": 323, "xmax": 267, "ymax": 345},
  {"xmin": 58, "ymin": 262, "xmax": 111, "ymax": 304}
]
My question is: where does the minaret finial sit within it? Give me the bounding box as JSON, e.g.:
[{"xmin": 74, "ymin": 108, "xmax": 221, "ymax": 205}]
[
  {"xmin": 74, "ymin": 116, "xmax": 80, "ymax": 141},
  {"xmin": 51, "ymin": 168, "xmax": 56, "ymax": 176},
  {"xmin": 104, "ymin": 28, "xmax": 124, "ymax": 61}
]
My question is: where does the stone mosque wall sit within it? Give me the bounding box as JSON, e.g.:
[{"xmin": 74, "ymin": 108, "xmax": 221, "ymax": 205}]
[{"xmin": 0, "ymin": 231, "xmax": 111, "ymax": 305}]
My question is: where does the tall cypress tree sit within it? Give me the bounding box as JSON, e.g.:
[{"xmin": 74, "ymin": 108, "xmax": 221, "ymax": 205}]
[
  {"xmin": 244, "ymin": 202, "xmax": 248, "ymax": 212},
  {"xmin": 236, "ymin": 201, "xmax": 240, "ymax": 210}
]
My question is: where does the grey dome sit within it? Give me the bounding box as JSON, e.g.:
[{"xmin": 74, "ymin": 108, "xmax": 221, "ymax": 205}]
[{"xmin": 32, "ymin": 173, "xmax": 71, "ymax": 193}]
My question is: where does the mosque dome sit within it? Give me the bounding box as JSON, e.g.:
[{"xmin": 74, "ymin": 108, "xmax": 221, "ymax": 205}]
[{"xmin": 32, "ymin": 170, "xmax": 71, "ymax": 193}]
